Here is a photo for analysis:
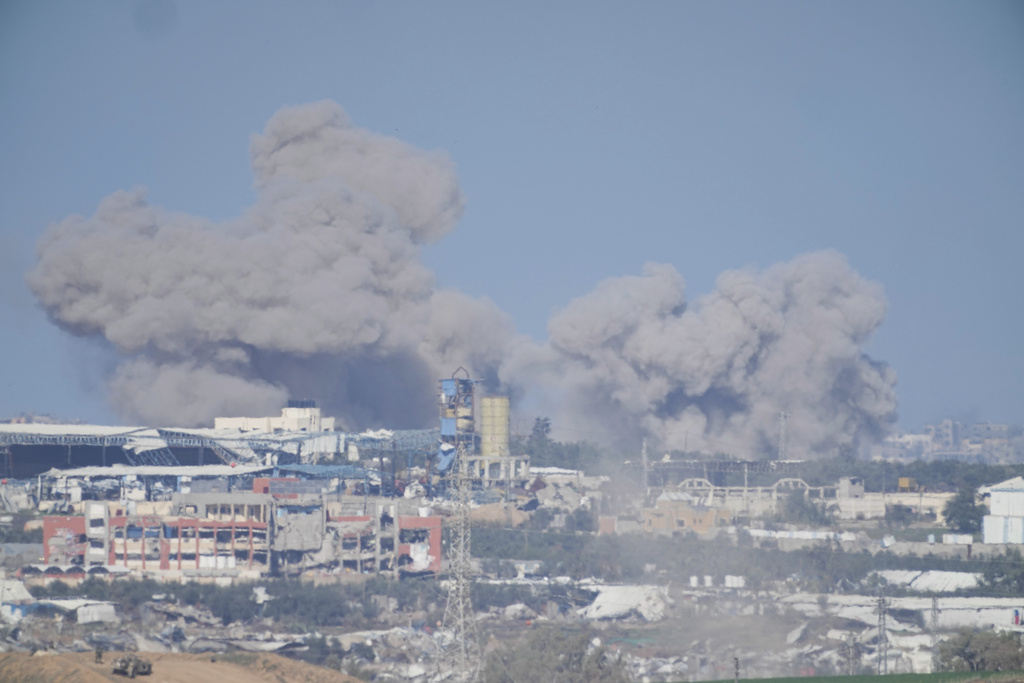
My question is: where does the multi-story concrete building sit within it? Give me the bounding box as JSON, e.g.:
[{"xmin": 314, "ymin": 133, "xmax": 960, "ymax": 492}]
[
  {"xmin": 642, "ymin": 492, "xmax": 734, "ymax": 536},
  {"xmin": 38, "ymin": 479, "xmax": 441, "ymax": 581}
]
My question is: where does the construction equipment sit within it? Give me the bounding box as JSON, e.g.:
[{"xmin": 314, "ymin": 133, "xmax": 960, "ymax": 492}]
[{"xmin": 111, "ymin": 653, "xmax": 152, "ymax": 678}]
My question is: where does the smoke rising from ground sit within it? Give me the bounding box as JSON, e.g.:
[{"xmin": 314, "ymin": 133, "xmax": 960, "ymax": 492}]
[
  {"xmin": 27, "ymin": 100, "xmax": 896, "ymax": 457},
  {"xmin": 501, "ymin": 253, "xmax": 897, "ymax": 457}
]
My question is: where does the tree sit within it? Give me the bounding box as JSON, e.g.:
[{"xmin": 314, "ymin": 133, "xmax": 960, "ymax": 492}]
[
  {"xmin": 778, "ymin": 489, "xmax": 835, "ymax": 527},
  {"xmin": 525, "ymin": 417, "xmax": 555, "ymax": 465},
  {"xmin": 0, "ymin": 516, "xmax": 43, "ymax": 544},
  {"xmin": 884, "ymin": 503, "xmax": 915, "ymax": 529},
  {"xmin": 938, "ymin": 629, "xmax": 1024, "ymax": 671},
  {"xmin": 943, "ymin": 486, "xmax": 987, "ymax": 534},
  {"xmin": 521, "ymin": 417, "xmax": 609, "ymax": 472},
  {"xmin": 982, "ymin": 548, "xmax": 1024, "ymax": 594},
  {"xmin": 531, "ymin": 417, "xmax": 551, "ymax": 441}
]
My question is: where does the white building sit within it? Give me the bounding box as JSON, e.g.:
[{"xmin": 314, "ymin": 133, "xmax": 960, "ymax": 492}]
[
  {"xmin": 982, "ymin": 476, "xmax": 1024, "ymax": 544},
  {"xmin": 215, "ymin": 401, "xmax": 335, "ymax": 433}
]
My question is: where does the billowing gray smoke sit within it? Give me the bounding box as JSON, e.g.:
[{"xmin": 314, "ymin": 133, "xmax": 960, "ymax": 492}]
[
  {"xmin": 27, "ymin": 100, "xmax": 491, "ymax": 429},
  {"xmin": 28, "ymin": 100, "xmax": 896, "ymax": 457},
  {"xmin": 500, "ymin": 254, "xmax": 897, "ymax": 457}
]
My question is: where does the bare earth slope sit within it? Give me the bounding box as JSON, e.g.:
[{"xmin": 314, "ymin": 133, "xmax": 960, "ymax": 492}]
[{"xmin": 0, "ymin": 652, "xmax": 363, "ymax": 683}]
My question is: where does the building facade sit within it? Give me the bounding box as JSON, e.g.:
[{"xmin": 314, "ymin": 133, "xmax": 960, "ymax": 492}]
[
  {"xmin": 39, "ymin": 479, "xmax": 441, "ymax": 581},
  {"xmin": 983, "ymin": 477, "xmax": 1024, "ymax": 544}
]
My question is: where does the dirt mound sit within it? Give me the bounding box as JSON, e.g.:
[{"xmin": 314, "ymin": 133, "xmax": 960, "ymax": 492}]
[{"xmin": 0, "ymin": 651, "xmax": 364, "ymax": 683}]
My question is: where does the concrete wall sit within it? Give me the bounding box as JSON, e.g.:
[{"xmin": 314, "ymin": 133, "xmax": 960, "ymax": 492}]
[{"xmin": 43, "ymin": 515, "xmax": 86, "ymax": 565}]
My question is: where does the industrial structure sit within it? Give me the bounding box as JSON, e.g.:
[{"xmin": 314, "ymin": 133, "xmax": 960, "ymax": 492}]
[
  {"xmin": 436, "ymin": 372, "xmax": 530, "ymax": 489},
  {"xmin": 0, "ymin": 401, "xmax": 438, "ymax": 476},
  {"xmin": 2, "ymin": 374, "xmax": 532, "ymax": 584},
  {"xmin": 629, "ymin": 473, "xmax": 957, "ymax": 538}
]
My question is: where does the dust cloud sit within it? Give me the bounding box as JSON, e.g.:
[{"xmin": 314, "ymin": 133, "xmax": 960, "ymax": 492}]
[{"xmin": 27, "ymin": 100, "xmax": 896, "ymax": 457}]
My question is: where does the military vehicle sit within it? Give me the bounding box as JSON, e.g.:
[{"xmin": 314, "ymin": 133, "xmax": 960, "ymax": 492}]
[{"xmin": 111, "ymin": 653, "xmax": 152, "ymax": 678}]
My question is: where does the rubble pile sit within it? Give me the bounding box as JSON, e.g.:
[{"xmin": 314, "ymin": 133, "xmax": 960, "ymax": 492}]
[
  {"xmin": 578, "ymin": 582, "xmax": 672, "ymax": 622},
  {"xmin": 0, "ymin": 570, "xmax": 1012, "ymax": 680}
]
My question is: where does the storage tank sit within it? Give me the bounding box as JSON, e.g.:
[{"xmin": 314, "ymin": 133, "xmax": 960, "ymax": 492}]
[{"xmin": 479, "ymin": 396, "xmax": 510, "ymax": 457}]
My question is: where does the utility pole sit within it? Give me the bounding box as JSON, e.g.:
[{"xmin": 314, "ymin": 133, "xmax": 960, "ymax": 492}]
[
  {"xmin": 504, "ymin": 465, "xmax": 512, "ymax": 528},
  {"xmin": 778, "ymin": 411, "xmax": 790, "ymax": 460},
  {"xmin": 931, "ymin": 596, "xmax": 940, "ymax": 672},
  {"xmin": 440, "ymin": 443, "xmax": 480, "ymax": 682},
  {"xmin": 641, "ymin": 439, "xmax": 649, "ymax": 499}
]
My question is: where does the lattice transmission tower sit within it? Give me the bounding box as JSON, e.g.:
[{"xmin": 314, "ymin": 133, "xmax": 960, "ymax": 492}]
[
  {"xmin": 876, "ymin": 593, "xmax": 889, "ymax": 674},
  {"xmin": 440, "ymin": 443, "xmax": 481, "ymax": 682}
]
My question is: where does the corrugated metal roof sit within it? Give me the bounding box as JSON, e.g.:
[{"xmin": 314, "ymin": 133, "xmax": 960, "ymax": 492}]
[
  {"xmin": 45, "ymin": 464, "xmax": 272, "ymax": 478},
  {"xmin": 0, "ymin": 425, "xmax": 148, "ymax": 437},
  {"xmin": 0, "ymin": 579, "xmax": 33, "ymax": 602},
  {"xmin": 874, "ymin": 569, "xmax": 981, "ymax": 592},
  {"xmin": 987, "ymin": 476, "xmax": 1024, "ymax": 492},
  {"xmin": 36, "ymin": 598, "xmax": 117, "ymax": 610}
]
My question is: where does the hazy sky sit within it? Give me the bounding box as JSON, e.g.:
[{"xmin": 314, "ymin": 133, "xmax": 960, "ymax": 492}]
[{"xmin": 1, "ymin": 1, "xmax": 1022, "ymax": 432}]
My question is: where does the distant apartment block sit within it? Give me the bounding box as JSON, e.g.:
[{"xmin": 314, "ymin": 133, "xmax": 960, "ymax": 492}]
[{"xmin": 874, "ymin": 420, "xmax": 1020, "ymax": 463}]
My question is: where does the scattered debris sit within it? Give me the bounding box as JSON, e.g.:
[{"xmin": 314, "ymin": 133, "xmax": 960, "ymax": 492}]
[{"xmin": 578, "ymin": 582, "xmax": 672, "ymax": 622}]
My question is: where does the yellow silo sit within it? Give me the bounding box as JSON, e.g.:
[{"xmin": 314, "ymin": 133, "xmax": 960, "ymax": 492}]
[{"xmin": 479, "ymin": 396, "xmax": 510, "ymax": 457}]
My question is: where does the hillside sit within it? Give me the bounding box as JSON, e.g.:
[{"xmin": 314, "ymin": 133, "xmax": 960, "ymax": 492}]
[{"xmin": 0, "ymin": 651, "xmax": 363, "ymax": 683}]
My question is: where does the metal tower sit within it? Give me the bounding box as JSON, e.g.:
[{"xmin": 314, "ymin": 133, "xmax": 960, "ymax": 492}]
[
  {"xmin": 778, "ymin": 411, "xmax": 790, "ymax": 460},
  {"xmin": 440, "ymin": 370, "xmax": 476, "ymax": 454},
  {"xmin": 844, "ymin": 631, "xmax": 858, "ymax": 676},
  {"xmin": 876, "ymin": 593, "xmax": 889, "ymax": 674},
  {"xmin": 440, "ymin": 443, "xmax": 481, "ymax": 681}
]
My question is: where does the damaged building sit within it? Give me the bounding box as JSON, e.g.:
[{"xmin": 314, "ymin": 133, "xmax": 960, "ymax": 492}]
[
  {"xmin": 436, "ymin": 379, "xmax": 530, "ymax": 489},
  {"xmin": 6, "ymin": 380, "xmax": 539, "ymax": 588},
  {"xmin": 630, "ymin": 474, "xmax": 953, "ymax": 535},
  {"xmin": 0, "ymin": 402, "xmax": 436, "ymax": 475},
  {"xmin": 35, "ymin": 478, "xmax": 441, "ymax": 581},
  {"xmin": 642, "ymin": 492, "xmax": 735, "ymax": 536}
]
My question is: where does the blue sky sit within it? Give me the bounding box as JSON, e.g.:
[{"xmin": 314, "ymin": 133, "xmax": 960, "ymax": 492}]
[{"xmin": 1, "ymin": 1, "xmax": 1022, "ymax": 431}]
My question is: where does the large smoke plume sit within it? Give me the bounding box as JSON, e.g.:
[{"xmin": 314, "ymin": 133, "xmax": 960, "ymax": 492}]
[
  {"xmin": 28, "ymin": 100, "xmax": 896, "ymax": 457},
  {"xmin": 502, "ymin": 255, "xmax": 897, "ymax": 457}
]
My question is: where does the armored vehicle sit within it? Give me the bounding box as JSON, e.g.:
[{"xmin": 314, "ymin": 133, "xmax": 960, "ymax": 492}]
[{"xmin": 111, "ymin": 653, "xmax": 152, "ymax": 678}]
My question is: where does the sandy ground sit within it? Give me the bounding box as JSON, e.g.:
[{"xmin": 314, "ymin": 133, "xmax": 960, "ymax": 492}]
[{"xmin": 0, "ymin": 651, "xmax": 364, "ymax": 683}]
